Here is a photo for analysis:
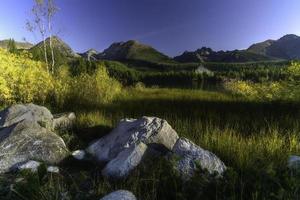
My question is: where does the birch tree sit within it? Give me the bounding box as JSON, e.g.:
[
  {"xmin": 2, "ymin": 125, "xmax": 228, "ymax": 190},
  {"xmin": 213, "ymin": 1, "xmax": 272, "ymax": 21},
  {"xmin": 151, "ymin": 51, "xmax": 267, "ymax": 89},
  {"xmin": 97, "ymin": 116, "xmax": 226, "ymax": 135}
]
[
  {"xmin": 47, "ymin": 0, "xmax": 58, "ymax": 74},
  {"xmin": 27, "ymin": 0, "xmax": 58, "ymax": 73}
]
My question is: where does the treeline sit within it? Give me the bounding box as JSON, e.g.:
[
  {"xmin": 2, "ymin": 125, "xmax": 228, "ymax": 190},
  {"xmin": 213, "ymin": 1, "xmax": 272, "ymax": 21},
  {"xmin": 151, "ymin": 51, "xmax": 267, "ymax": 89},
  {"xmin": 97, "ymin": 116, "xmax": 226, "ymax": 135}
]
[
  {"xmin": 103, "ymin": 60, "xmax": 220, "ymax": 89},
  {"xmin": 65, "ymin": 58, "xmax": 291, "ymax": 89},
  {"xmin": 204, "ymin": 61, "xmax": 289, "ymax": 82}
]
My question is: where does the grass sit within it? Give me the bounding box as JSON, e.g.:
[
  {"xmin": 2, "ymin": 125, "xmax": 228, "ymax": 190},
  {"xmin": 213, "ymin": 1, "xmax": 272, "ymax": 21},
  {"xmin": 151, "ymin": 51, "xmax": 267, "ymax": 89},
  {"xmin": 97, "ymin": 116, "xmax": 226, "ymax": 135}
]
[{"xmin": 1, "ymin": 87, "xmax": 300, "ymax": 199}]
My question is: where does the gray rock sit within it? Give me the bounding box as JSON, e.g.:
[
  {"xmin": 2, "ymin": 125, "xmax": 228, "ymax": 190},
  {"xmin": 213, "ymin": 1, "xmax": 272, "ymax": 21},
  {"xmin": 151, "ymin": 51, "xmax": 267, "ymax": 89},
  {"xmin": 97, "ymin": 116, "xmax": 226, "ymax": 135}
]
[
  {"xmin": 102, "ymin": 142, "xmax": 147, "ymax": 179},
  {"xmin": 0, "ymin": 114, "xmax": 69, "ymax": 173},
  {"xmin": 15, "ymin": 160, "xmax": 60, "ymax": 173},
  {"xmin": 47, "ymin": 166, "xmax": 60, "ymax": 173},
  {"xmin": 288, "ymin": 155, "xmax": 300, "ymax": 170},
  {"xmin": 86, "ymin": 117, "xmax": 179, "ymax": 163},
  {"xmin": 172, "ymin": 138, "xmax": 226, "ymax": 179},
  {"xmin": 53, "ymin": 112, "xmax": 76, "ymax": 131},
  {"xmin": 100, "ymin": 190, "xmax": 136, "ymax": 200},
  {"xmin": 72, "ymin": 150, "xmax": 86, "ymax": 160},
  {"xmin": 0, "ymin": 104, "xmax": 54, "ymax": 130},
  {"xmin": 17, "ymin": 160, "xmax": 41, "ymax": 172}
]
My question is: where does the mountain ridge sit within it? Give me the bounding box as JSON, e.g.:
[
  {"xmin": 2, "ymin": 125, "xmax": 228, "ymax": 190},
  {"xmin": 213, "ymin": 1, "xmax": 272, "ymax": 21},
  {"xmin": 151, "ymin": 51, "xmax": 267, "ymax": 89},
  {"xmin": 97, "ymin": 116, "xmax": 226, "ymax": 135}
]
[
  {"xmin": 0, "ymin": 39, "xmax": 33, "ymax": 50},
  {"xmin": 9, "ymin": 34, "xmax": 300, "ymax": 64},
  {"xmin": 247, "ymin": 34, "xmax": 300, "ymax": 60}
]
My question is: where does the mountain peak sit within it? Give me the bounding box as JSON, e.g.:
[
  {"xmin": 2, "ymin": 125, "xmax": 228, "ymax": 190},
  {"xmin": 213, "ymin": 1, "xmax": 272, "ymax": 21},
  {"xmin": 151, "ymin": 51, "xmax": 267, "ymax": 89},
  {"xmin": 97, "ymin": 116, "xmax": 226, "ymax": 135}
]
[
  {"xmin": 97, "ymin": 40, "xmax": 172, "ymax": 63},
  {"xmin": 247, "ymin": 34, "xmax": 300, "ymax": 59},
  {"xmin": 279, "ymin": 34, "xmax": 300, "ymax": 41},
  {"xmin": 30, "ymin": 36, "xmax": 79, "ymax": 59}
]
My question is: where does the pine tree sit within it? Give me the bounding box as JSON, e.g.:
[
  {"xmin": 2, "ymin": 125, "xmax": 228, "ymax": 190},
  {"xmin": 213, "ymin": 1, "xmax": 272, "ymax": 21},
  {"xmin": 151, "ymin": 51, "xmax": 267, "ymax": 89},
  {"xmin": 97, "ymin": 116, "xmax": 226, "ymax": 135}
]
[{"xmin": 7, "ymin": 39, "xmax": 17, "ymax": 54}]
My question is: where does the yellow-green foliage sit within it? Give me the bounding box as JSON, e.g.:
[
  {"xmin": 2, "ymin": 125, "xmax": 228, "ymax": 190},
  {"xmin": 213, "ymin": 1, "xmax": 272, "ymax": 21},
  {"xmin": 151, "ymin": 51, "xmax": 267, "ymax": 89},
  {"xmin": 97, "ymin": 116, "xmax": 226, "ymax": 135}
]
[
  {"xmin": 53, "ymin": 65, "xmax": 72, "ymax": 108},
  {"xmin": 225, "ymin": 80, "xmax": 283, "ymax": 101},
  {"xmin": 0, "ymin": 48, "xmax": 121, "ymax": 107},
  {"xmin": 287, "ymin": 61, "xmax": 300, "ymax": 78},
  {"xmin": 0, "ymin": 48, "xmax": 54, "ymax": 104},
  {"xmin": 69, "ymin": 66, "xmax": 121, "ymax": 107},
  {"xmin": 225, "ymin": 62, "xmax": 300, "ymax": 101}
]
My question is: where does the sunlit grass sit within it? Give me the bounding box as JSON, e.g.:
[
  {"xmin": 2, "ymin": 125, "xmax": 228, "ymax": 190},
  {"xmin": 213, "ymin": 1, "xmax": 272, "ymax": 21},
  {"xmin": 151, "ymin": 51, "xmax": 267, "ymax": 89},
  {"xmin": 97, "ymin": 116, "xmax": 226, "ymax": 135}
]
[{"xmin": 1, "ymin": 87, "xmax": 300, "ymax": 199}]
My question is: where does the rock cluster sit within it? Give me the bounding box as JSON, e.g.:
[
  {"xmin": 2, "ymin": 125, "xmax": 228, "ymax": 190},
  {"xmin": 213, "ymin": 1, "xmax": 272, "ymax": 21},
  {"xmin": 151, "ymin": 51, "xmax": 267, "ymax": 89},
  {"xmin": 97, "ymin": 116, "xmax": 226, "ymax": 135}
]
[
  {"xmin": 86, "ymin": 116, "xmax": 226, "ymax": 180},
  {"xmin": 0, "ymin": 104, "xmax": 74, "ymax": 173},
  {"xmin": 0, "ymin": 104, "xmax": 226, "ymax": 191}
]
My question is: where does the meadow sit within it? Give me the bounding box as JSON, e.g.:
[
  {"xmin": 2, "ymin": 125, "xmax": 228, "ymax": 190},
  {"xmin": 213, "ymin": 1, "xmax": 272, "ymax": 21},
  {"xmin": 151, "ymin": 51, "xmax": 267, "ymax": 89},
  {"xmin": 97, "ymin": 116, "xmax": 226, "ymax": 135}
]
[{"xmin": 1, "ymin": 49, "xmax": 300, "ymax": 199}]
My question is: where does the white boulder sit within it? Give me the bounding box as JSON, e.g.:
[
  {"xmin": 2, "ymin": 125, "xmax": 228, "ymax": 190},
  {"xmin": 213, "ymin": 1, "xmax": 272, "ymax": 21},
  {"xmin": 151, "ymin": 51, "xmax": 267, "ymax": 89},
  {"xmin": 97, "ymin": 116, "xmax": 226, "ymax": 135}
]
[
  {"xmin": 102, "ymin": 142, "xmax": 147, "ymax": 179},
  {"xmin": 172, "ymin": 138, "xmax": 226, "ymax": 179},
  {"xmin": 100, "ymin": 190, "xmax": 136, "ymax": 200},
  {"xmin": 86, "ymin": 117, "xmax": 179, "ymax": 163}
]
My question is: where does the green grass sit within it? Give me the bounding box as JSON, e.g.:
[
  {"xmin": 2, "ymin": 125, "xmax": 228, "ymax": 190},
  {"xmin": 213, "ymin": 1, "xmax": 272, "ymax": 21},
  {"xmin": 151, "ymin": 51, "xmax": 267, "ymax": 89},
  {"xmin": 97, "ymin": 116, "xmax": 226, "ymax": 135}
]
[{"xmin": 1, "ymin": 88, "xmax": 300, "ymax": 200}]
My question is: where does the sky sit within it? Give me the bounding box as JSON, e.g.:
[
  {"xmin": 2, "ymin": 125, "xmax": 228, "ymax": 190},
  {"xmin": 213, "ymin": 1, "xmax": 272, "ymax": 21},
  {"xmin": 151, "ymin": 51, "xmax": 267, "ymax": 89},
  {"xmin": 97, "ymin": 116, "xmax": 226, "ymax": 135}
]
[{"xmin": 1, "ymin": 0, "xmax": 300, "ymax": 56}]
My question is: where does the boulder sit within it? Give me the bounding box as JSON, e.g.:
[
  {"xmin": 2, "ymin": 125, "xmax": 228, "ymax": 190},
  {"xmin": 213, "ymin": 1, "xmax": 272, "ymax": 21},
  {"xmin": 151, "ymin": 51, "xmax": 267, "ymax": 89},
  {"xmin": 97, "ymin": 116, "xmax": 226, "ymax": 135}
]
[
  {"xmin": 86, "ymin": 117, "xmax": 179, "ymax": 163},
  {"xmin": 100, "ymin": 190, "xmax": 136, "ymax": 200},
  {"xmin": 102, "ymin": 142, "xmax": 147, "ymax": 179},
  {"xmin": 53, "ymin": 112, "xmax": 76, "ymax": 131},
  {"xmin": 172, "ymin": 138, "xmax": 226, "ymax": 179},
  {"xmin": 288, "ymin": 155, "xmax": 300, "ymax": 170},
  {"xmin": 0, "ymin": 104, "xmax": 70, "ymax": 173},
  {"xmin": 0, "ymin": 104, "xmax": 54, "ymax": 130}
]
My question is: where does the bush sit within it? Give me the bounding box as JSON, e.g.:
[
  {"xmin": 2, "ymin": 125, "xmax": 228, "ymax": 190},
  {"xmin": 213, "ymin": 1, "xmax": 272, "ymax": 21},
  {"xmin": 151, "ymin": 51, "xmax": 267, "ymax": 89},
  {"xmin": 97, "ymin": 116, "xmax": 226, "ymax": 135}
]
[
  {"xmin": 225, "ymin": 80, "xmax": 283, "ymax": 101},
  {"xmin": 0, "ymin": 49, "xmax": 121, "ymax": 108},
  {"xmin": 68, "ymin": 65, "xmax": 121, "ymax": 108},
  {"xmin": 0, "ymin": 48, "xmax": 54, "ymax": 105}
]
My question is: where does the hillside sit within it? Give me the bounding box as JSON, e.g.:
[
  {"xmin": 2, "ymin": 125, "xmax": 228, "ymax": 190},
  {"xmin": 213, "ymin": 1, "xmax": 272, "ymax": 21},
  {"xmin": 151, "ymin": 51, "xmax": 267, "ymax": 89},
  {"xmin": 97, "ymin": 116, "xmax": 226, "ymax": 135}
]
[
  {"xmin": 174, "ymin": 47, "xmax": 273, "ymax": 63},
  {"xmin": 247, "ymin": 34, "xmax": 300, "ymax": 59},
  {"xmin": 0, "ymin": 39, "xmax": 33, "ymax": 49},
  {"xmin": 97, "ymin": 40, "xmax": 174, "ymax": 63},
  {"xmin": 29, "ymin": 36, "xmax": 79, "ymax": 63}
]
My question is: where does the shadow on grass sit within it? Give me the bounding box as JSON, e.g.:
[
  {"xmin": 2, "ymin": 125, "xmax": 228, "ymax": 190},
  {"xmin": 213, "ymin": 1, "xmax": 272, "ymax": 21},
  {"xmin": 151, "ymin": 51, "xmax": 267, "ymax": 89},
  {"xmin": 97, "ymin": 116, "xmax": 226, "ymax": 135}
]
[{"xmin": 74, "ymin": 125, "xmax": 112, "ymax": 146}]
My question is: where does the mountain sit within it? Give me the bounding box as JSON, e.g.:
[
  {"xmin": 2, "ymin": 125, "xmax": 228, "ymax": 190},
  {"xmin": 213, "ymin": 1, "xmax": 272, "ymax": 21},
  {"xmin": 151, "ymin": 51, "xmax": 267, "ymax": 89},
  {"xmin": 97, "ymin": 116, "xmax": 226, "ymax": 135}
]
[
  {"xmin": 0, "ymin": 39, "xmax": 33, "ymax": 50},
  {"xmin": 30, "ymin": 36, "xmax": 79, "ymax": 60},
  {"xmin": 79, "ymin": 49, "xmax": 98, "ymax": 61},
  {"xmin": 97, "ymin": 40, "xmax": 174, "ymax": 63},
  {"xmin": 247, "ymin": 34, "xmax": 300, "ymax": 59},
  {"xmin": 174, "ymin": 47, "xmax": 272, "ymax": 63},
  {"xmin": 247, "ymin": 40, "xmax": 275, "ymax": 55}
]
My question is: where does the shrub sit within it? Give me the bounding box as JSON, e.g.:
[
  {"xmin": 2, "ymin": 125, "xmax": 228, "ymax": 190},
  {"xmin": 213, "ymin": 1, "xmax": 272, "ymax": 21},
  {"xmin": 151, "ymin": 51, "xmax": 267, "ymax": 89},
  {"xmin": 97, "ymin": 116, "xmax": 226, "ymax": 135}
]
[
  {"xmin": 68, "ymin": 65, "xmax": 121, "ymax": 108},
  {"xmin": 225, "ymin": 80, "xmax": 284, "ymax": 101},
  {"xmin": 0, "ymin": 48, "xmax": 54, "ymax": 105},
  {"xmin": 0, "ymin": 49, "xmax": 121, "ymax": 108}
]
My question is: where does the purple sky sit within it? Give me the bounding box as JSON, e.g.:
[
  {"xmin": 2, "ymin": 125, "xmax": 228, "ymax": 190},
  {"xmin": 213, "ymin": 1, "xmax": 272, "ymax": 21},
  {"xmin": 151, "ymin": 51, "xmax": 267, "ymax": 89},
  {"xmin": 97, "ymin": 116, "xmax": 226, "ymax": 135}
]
[{"xmin": 1, "ymin": 0, "xmax": 300, "ymax": 56}]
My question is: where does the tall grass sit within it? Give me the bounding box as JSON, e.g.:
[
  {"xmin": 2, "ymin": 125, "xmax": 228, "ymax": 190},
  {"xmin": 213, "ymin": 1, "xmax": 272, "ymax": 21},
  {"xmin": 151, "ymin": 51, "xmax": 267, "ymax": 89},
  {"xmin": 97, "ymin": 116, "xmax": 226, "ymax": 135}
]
[{"xmin": 1, "ymin": 88, "xmax": 300, "ymax": 199}]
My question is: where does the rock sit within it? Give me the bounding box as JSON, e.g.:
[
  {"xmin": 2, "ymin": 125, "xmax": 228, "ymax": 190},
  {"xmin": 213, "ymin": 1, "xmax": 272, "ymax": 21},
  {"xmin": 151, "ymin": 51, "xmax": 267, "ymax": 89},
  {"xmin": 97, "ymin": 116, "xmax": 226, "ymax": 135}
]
[
  {"xmin": 102, "ymin": 142, "xmax": 147, "ymax": 179},
  {"xmin": 72, "ymin": 150, "xmax": 86, "ymax": 160},
  {"xmin": 172, "ymin": 138, "xmax": 226, "ymax": 179},
  {"xmin": 53, "ymin": 112, "xmax": 76, "ymax": 131},
  {"xmin": 86, "ymin": 117, "xmax": 179, "ymax": 163},
  {"xmin": 0, "ymin": 104, "xmax": 54, "ymax": 130},
  {"xmin": 100, "ymin": 190, "xmax": 136, "ymax": 200},
  {"xmin": 288, "ymin": 155, "xmax": 300, "ymax": 170},
  {"xmin": 16, "ymin": 160, "xmax": 59, "ymax": 173},
  {"xmin": 0, "ymin": 118, "xmax": 69, "ymax": 173},
  {"xmin": 47, "ymin": 166, "xmax": 60, "ymax": 173},
  {"xmin": 17, "ymin": 160, "xmax": 41, "ymax": 172}
]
